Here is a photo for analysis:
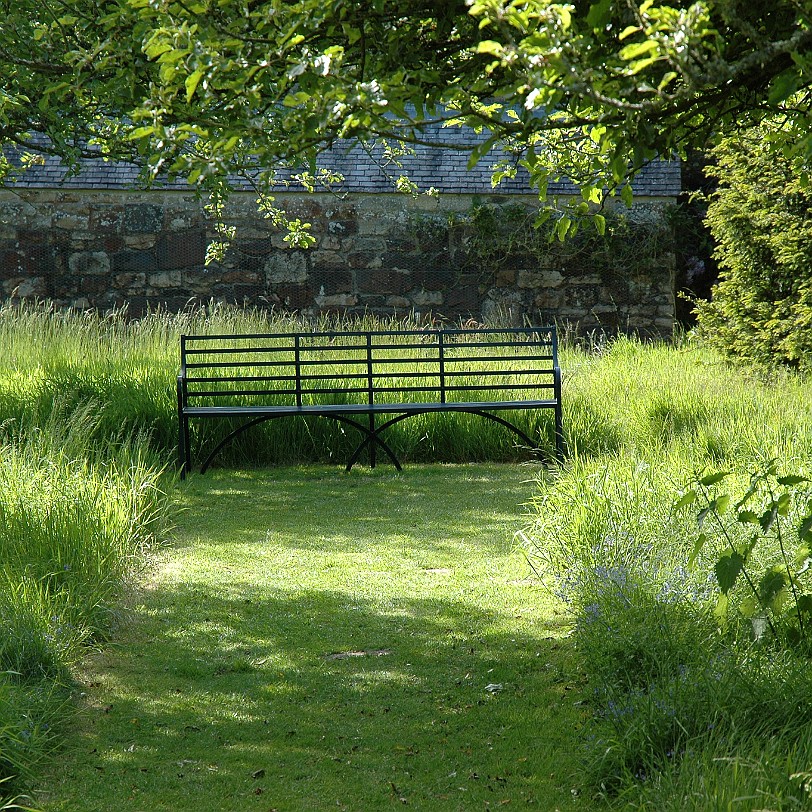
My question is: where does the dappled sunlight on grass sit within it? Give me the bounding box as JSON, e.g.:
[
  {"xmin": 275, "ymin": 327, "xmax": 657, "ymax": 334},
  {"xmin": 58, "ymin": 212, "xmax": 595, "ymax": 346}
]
[{"xmin": 40, "ymin": 465, "xmax": 582, "ymax": 812}]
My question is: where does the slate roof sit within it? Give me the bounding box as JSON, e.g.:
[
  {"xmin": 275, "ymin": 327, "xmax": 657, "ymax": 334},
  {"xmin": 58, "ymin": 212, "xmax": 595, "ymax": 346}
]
[{"xmin": 6, "ymin": 124, "xmax": 681, "ymax": 197}]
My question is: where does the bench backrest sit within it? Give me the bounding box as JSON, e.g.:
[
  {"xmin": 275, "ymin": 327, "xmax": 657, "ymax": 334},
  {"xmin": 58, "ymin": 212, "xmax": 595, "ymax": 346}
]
[{"xmin": 179, "ymin": 326, "xmax": 560, "ymax": 407}]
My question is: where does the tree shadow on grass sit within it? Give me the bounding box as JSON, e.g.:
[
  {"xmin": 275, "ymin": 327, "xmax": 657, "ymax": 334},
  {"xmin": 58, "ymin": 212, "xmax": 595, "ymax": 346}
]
[
  {"xmin": 44, "ymin": 466, "xmax": 586, "ymax": 812},
  {"xmin": 170, "ymin": 464, "xmax": 547, "ymax": 556},
  {"xmin": 56, "ymin": 590, "xmax": 581, "ymax": 812}
]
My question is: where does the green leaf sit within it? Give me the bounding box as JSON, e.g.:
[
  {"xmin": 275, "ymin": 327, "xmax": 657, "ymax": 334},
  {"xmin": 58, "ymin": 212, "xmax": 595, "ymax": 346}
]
[
  {"xmin": 777, "ymin": 475, "xmax": 808, "ymax": 486},
  {"xmin": 674, "ymin": 490, "xmax": 697, "ymax": 510},
  {"xmin": 795, "ymin": 546, "xmax": 811, "ymax": 573},
  {"xmin": 621, "ymin": 184, "xmax": 634, "ymax": 207},
  {"xmin": 688, "ymin": 532, "xmax": 707, "ymax": 569},
  {"xmin": 657, "ymin": 71, "xmax": 678, "ymax": 92},
  {"xmin": 758, "ymin": 566, "xmax": 787, "ymax": 607},
  {"xmin": 737, "ymin": 510, "xmax": 760, "ymax": 524},
  {"xmin": 768, "ymin": 69, "xmax": 799, "ymax": 105},
  {"xmin": 593, "ymin": 213, "xmax": 606, "ymax": 236},
  {"xmin": 786, "ymin": 624, "xmax": 803, "ymax": 646},
  {"xmin": 476, "ymin": 40, "xmax": 503, "ymax": 56},
  {"xmin": 800, "ymin": 515, "xmax": 812, "ymax": 541},
  {"xmin": 796, "ymin": 594, "xmax": 812, "ymax": 615},
  {"xmin": 744, "ymin": 532, "xmax": 760, "ymax": 558},
  {"xmin": 586, "ymin": 0, "xmax": 612, "ymax": 29},
  {"xmin": 144, "ymin": 40, "xmax": 173, "ymax": 60},
  {"xmin": 555, "ymin": 216, "xmax": 571, "ymax": 241},
  {"xmin": 466, "ymin": 135, "xmax": 498, "ymax": 170},
  {"xmin": 776, "ymin": 493, "xmax": 792, "ymax": 515},
  {"xmin": 759, "ymin": 506, "xmax": 779, "ymax": 533},
  {"xmin": 126, "ymin": 126, "xmax": 157, "ymax": 141},
  {"xmin": 714, "ymin": 494, "xmax": 731, "ymax": 514},
  {"xmin": 740, "ymin": 594, "xmax": 759, "ymax": 617},
  {"xmin": 185, "ymin": 69, "xmax": 205, "ymax": 104},
  {"xmin": 715, "ymin": 551, "xmax": 745, "ymax": 594},
  {"xmin": 735, "ymin": 480, "xmax": 760, "ymax": 510},
  {"xmin": 714, "ymin": 592, "xmax": 729, "ymax": 625},
  {"xmin": 700, "ymin": 471, "xmax": 731, "ymax": 487},
  {"xmin": 282, "ymin": 91, "xmax": 311, "ymax": 108},
  {"xmin": 619, "ymin": 40, "xmax": 658, "ymax": 61}
]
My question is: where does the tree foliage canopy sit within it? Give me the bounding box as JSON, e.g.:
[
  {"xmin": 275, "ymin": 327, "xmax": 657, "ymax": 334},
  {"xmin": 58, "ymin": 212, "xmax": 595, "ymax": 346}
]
[{"xmin": 1, "ymin": 0, "xmax": 811, "ymax": 230}]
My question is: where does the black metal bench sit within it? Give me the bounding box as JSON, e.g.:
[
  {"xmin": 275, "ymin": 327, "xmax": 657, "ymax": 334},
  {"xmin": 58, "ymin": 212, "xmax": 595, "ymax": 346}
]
[{"xmin": 177, "ymin": 326, "xmax": 564, "ymax": 476}]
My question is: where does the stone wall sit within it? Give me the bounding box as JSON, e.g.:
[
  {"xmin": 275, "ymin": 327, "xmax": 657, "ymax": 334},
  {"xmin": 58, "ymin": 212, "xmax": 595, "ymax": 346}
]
[{"xmin": 0, "ymin": 188, "xmax": 676, "ymax": 336}]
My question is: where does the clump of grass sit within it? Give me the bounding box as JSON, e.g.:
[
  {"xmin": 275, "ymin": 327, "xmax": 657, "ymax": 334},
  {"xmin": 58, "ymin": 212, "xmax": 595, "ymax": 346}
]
[
  {"xmin": 623, "ymin": 727, "xmax": 812, "ymax": 811},
  {"xmin": 0, "ymin": 677, "xmax": 64, "ymax": 797},
  {"xmin": 524, "ymin": 336, "xmax": 812, "ymax": 805},
  {"xmin": 560, "ymin": 335, "xmax": 812, "ymax": 465},
  {"xmin": 0, "ymin": 403, "xmax": 172, "ymax": 804}
]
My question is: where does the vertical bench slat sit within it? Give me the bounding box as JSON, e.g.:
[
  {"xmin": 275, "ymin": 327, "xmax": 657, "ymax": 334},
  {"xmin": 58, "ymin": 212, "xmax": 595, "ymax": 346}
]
[{"xmin": 294, "ymin": 335, "xmax": 302, "ymax": 408}]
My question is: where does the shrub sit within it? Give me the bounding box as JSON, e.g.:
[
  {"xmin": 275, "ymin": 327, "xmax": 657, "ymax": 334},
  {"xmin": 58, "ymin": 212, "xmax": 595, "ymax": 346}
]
[{"xmin": 695, "ymin": 121, "xmax": 812, "ymax": 369}]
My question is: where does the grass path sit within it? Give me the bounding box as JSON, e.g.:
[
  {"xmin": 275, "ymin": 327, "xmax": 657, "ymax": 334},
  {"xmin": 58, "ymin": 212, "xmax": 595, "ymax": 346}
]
[{"xmin": 38, "ymin": 465, "xmax": 585, "ymax": 811}]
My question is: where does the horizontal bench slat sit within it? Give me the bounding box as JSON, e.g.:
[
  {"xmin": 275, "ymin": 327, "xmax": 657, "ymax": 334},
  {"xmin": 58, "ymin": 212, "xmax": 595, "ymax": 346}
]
[
  {"xmin": 186, "ymin": 387, "xmax": 557, "ymax": 401},
  {"xmin": 185, "ymin": 368, "xmax": 556, "ymax": 385},
  {"xmin": 183, "ymin": 327, "xmax": 555, "ymax": 341},
  {"xmin": 186, "ymin": 352, "xmax": 557, "ymax": 366},
  {"xmin": 182, "ymin": 400, "xmax": 560, "ymax": 416}
]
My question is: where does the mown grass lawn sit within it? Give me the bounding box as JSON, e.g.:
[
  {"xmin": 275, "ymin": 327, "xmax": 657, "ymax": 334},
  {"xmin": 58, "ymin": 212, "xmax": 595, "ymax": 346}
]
[{"xmin": 38, "ymin": 464, "xmax": 585, "ymax": 812}]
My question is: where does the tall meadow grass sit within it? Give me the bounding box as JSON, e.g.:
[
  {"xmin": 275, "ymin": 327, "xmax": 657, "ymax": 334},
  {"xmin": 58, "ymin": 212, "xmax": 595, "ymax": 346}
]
[
  {"xmin": 525, "ymin": 334, "xmax": 812, "ymax": 807},
  {"xmin": 0, "ymin": 312, "xmax": 173, "ymax": 803},
  {"xmin": 0, "ymin": 423, "xmax": 170, "ymax": 799}
]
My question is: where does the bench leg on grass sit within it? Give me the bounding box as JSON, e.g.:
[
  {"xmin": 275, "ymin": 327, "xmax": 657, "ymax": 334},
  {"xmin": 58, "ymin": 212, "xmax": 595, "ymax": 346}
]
[
  {"xmin": 177, "ymin": 417, "xmax": 191, "ymax": 480},
  {"xmin": 554, "ymin": 366, "xmax": 566, "ymax": 463},
  {"xmin": 199, "ymin": 415, "xmax": 273, "ymax": 474},
  {"xmin": 554, "ymin": 403, "xmax": 566, "ymax": 463},
  {"xmin": 368, "ymin": 412, "xmax": 377, "ymax": 469},
  {"xmin": 178, "ymin": 419, "xmax": 185, "ymax": 480},
  {"xmin": 194, "ymin": 413, "xmax": 402, "ymax": 475},
  {"xmin": 470, "ymin": 410, "xmax": 538, "ymax": 449},
  {"xmin": 345, "ymin": 433, "xmax": 402, "ymax": 473},
  {"xmin": 177, "ymin": 382, "xmax": 192, "ymax": 479},
  {"xmin": 345, "ymin": 410, "xmax": 558, "ymax": 470}
]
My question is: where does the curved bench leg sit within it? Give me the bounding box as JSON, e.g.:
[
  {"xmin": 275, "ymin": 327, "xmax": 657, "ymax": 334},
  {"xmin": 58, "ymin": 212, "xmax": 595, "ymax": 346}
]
[
  {"xmin": 345, "ymin": 412, "xmax": 414, "ymax": 472},
  {"xmin": 466, "ymin": 410, "xmax": 540, "ymax": 451},
  {"xmin": 200, "ymin": 415, "xmax": 277, "ymax": 474},
  {"xmin": 197, "ymin": 412, "xmax": 403, "ymax": 474},
  {"xmin": 343, "ymin": 413, "xmax": 403, "ymax": 472},
  {"xmin": 193, "ymin": 408, "xmax": 551, "ymax": 475},
  {"xmin": 346, "ymin": 409, "xmax": 549, "ymax": 470},
  {"xmin": 369, "ymin": 412, "xmax": 377, "ymax": 469}
]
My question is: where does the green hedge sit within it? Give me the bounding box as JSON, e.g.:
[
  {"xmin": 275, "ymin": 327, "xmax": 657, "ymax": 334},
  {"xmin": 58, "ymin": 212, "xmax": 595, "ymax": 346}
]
[{"xmin": 696, "ymin": 122, "xmax": 812, "ymax": 369}]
